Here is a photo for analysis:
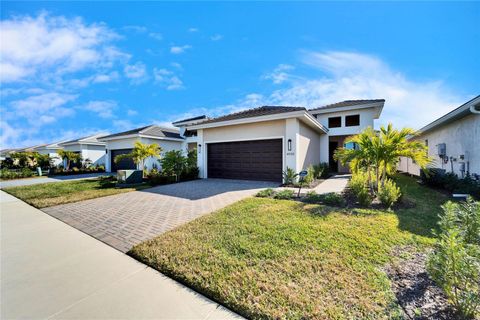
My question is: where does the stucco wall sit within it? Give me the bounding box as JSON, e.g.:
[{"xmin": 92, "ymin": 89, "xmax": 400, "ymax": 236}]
[
  {"xmin": 314, "ymin": 108, "xmax": 376, "ymax": 137},
  {"xmin": 398, "ymin": 113, "xmax": 480, "ymax": 177},
  {"xmin": 202, "ymin": 120, "xmax": 286, "ymax": 142},
  {"xmin": 298, "ymin": 122, "xmax": 320, "ymax": 170},
  {"xmin": 63, "ymin": 144, "xmax": 106, "ymax": 166}
]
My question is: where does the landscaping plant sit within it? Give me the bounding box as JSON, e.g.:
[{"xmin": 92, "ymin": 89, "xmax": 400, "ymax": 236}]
[
  {"xmin": 427, "ymin": 198, "xmax": 480, "ymax": 318},
  {"xmin": 58, "ymin": 150, "xmax": 82, "ymax": 170},
  {"xmin": 378, "ymin": 178, "xmax": 401, "ymax": 208},
  {"xmin": 317, "ymin": 192, "xmax": 346, "ymax": 207},
  {"xmin": 282, "ymin": 167, "xmax": 298, "ymax": 185},
  {"xmin": 273, "ymin": 189, "xmax": 295, "ymax": 200},
  {"xmin": 335, "ymin": 124, "xmax": 431, "ymax": 193},
  {"xmin": 256, "ymin": 188, "xmax": 276, "ymax": 198},
  {"xmin": 161, "ymin": 150, "xmax": 187, "ymax": 181},
  {"xmin": 114, "ymin": 141, "xmax": 162, "ymax": 173}
]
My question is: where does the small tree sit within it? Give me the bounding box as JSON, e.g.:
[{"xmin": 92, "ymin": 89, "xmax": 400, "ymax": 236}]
[
  {"xmin": 58, "ymin": 150, "xmax": 82, "ymax": 170},
  {"xmin": 161, "ymin": 150, "xmax": 187, "ymax": 181},
  {"xmin": 114, "ymin": 141, "xmax": 162, "ymax": 172},
  {"xmin": 34, "ymin": 153, "xmax": 52, "ymax": 168}
]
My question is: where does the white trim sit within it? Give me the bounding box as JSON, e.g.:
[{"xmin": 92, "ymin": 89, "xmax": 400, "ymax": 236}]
[
  {"xmin": 309, "ymin": 102, "xmax": 384, "ymax": 119},
  {"xmin": 188, "ymin": 110, "xmax": 327, "ymax": 133},
  {"xmin": 203, "ymin": 136, "xmax": 285, "ymax": 180},
  {"xmin": 99, "ymin": 134, "xmax": 184, "ymax": 142}
]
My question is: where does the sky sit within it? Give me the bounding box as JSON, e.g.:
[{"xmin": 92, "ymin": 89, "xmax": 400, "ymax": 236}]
[{"xmin": 1, "ymin": 1, "xmax": 479, "ymax": 149}]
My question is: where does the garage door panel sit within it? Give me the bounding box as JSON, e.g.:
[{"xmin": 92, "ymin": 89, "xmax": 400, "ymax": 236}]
[{"xmin": 207, "ymin": 139, "xmax": 282, "ymax": 182}]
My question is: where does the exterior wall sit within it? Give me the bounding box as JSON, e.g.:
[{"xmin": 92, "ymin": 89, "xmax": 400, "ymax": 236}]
[
  {"xmin": 298, "ymin": 121, "xmax": 320, "ymax": 170},
  {"xmin": 104, "ymin": 137, "xmax": 183, "ymax": 172},
  {"xmin": 62, "ymin": 144, "xmax": 106, "ymax": 166},
  {"xmin": 313, "ymin": 108, "xmax": 376, "ymax": 137},
  {"xmin": 200, "ymin": 119, "xmax": 287, "ymax": 178},
  {"xmin": 37, "ymin": 148, "xmax": 62, "ymax": 166},
  {"xmin": 398, "ymin": 114, "xmax": 480, "ymax": 177}
]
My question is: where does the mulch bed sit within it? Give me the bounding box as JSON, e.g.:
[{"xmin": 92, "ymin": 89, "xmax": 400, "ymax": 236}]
[
  {"xmin": 342, "ymin": 187, "xmax": 416, "ymax": 210},
  {"xmin": 385, "ymin": 246, "xmax": 459, "ymax": 320}
]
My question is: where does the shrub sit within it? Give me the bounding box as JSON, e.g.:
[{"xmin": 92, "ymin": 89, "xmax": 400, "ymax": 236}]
[
  {"xmin": 274, "ymin": 189, "xmax": 295, "ymax": 200},
  {"xmin": 180, "ymin": 166, "xmax": 199, "ymax": 181},
  {"xmin": 420, "ymin": 168, "xmax": 446, "ymax": 188},
  {"xmin": 0, "ymin": 168, "xmax": 35, "ymax": 180},
  {"xmin": 282, "ymin": 167, "xmax": 298, "ymax": 185},
  {"xmin": 148, "ymin": 173, "xmax": 176, "ymax": 186},
  {"xmin": 302, "ymin": 165, "xmax": 315, "ymax": 185},
  {"xmin": 303, "ymin": 191, "xmax": 322, "ymax": 203},
  {"xmin": 161, "ymin": 150, "xmax": 187, "ymax": 180},
  {"xmin": 350, "ymin": 172, "xmax": 373, "ymax": 207},
  {"xmin": 378, "ymin": 179, "xmax": 402, "ymax": 208},
  {"xmin": 427, "ymin": 199, "xmax": 480, "ymax": 318},
  {"xmin": 318, "ymin": 192, "xmax": 346, "ymax": 207},
  {"xmin": 256, "ymin": 188, "xmax": 276, "ymax": 198},
  {"xmin": 357, "ymin": 188, "xmax": 373, "ymax": 207},
  {"xmin": 312, "ymin": 163, "xmax": 325, "ymax": 179}
]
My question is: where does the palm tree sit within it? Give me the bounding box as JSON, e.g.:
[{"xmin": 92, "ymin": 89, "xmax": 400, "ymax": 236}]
[
  {"xmin": 114, "ymin": 141, "xmax": 162, "ymax": 172},
  {"xmin": 58, "ymin": 150, "xmax": 82, "ymax": 170},
  {"xmin": 334, "ymin": 123, "xmax": 431, "ymax": 192}
]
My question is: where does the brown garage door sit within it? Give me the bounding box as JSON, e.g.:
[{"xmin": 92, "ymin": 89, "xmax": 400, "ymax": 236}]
[
  {"xmin": 111, "ymin": 149, "xmax": 135, "ymax": 172},
  {"xmin": 207, "ymin": 139, "xmax": 282, "ymax": 182}
]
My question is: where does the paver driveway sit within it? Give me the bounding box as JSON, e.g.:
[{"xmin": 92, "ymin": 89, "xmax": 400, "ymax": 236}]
[{"xmin": 43, "ymin": 179, "xmax": 276, "ymax": 252}]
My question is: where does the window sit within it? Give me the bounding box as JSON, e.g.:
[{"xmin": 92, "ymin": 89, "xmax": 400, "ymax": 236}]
[
  {"xmin": 345, "ymin": 114, "xmax": 360, "ymax": 126},
  {"xmin": 344, "ymin": 142, "xmax": 359, "ymax": 150},
  {"xmin": 328, "ymin": 116, "xmax": 341, "ymax": 128}
]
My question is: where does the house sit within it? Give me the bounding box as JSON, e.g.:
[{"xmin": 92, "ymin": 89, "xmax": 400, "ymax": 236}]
[
  {"xmin": 99, "ymin": 125, "xmax": 184, "ymax": 172},
  {"xmin": 398, "ymin": 95, "xmax": 480, "ymax": 178},
  {"xmin": 58, "ymin": 134, "xmax": 107, "ymax": 167},
  {"xmin": 32, "ymin": 140, "xmax": 67, "ymax": 166},
  {"xmin": 173, "ymin": 99, "xmax": 384, "ymax": 182}
]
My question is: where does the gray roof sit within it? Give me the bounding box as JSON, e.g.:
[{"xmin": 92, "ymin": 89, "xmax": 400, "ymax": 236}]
[
  {"xmin": 199, "ymin": 106, "xmax": 306, "ymax": 125},
  {"xmin": 309, "ymin": 99, "xmax": 385, "ymax": 111},
  {"xmin": 172, "ymin": 115, "xmax": 207, "ymax": 125},
  {"xmin": 99, "ymin": 125, "xmax": 183, "ymax": 140},
  {"xmin": 60, "ymin": 134, "xmax": 106, "ymax": 146}
]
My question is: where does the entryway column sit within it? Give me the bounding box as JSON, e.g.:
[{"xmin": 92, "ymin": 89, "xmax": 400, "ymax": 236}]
[{"xmin": 285, "ymin": 118, "xmax": 300, "ymax": 173}]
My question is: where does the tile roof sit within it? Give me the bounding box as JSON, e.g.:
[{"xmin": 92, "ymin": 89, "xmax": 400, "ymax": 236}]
[
  {"xmin": 172, "ymin": 115, "xmax": 208, "ymax": 125},
  {"xmin": 309, "ymin": 99, "xmax": 385, "ymax": 111},
  {"xmin": 199, "ymin": 106, "xmax": 306, "ymax": 125},
  {"xmin": 99, "ymin": 125, "xmax": 183, "ymax": 140}
]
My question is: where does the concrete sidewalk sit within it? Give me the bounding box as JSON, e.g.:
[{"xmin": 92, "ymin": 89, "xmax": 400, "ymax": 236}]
[
  {"xmin": 0, "ymin": 191, "xmax": 242, "ymax": 319},
  {"xmin": 0, "ymin": 172, "xmax": 112, "ymax": 188},
  {"xmin": 313, "ymin": 174, "xmax": 350, "ymax": 194}
]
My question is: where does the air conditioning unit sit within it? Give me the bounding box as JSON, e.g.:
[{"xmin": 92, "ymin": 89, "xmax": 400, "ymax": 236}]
[{"xmin": 437, "ymin": 143, "xmax": 446, "ymax": 157}]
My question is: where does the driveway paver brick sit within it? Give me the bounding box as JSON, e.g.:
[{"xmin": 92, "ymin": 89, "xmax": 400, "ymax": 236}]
[{"xmin": 43, "ymin": 179, "xmax": 276, "ymax": 252}]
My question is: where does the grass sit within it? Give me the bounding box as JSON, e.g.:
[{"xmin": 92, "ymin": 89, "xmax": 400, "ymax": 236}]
[
  {"xmin": 3, "ymin": 177, "xmax": 150, "ymax": 208},
  {"xmin": 130, "ymin": 175, "xmax": 448, "ymax": 319}
]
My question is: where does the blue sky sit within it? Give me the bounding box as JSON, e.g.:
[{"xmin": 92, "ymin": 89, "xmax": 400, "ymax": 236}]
[{"xmin": 1, "ymin": 1, "xmax": 479, "ymax": 148}]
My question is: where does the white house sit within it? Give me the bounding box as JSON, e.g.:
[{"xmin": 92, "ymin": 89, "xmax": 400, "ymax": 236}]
[
  {"xmin": 58, "ymin": 134, "xmax": 107, "ymax": 167},
  {"xmin": 398, "ymin": 95, "xmax": 480, "ymax": 178},
  {"xmin": 173, "ymin": 99, "xmax": 384, "ymax": 182},
  {"xmin": 33, "ymin": 140, "xmax": 67, "ymax": 166},
  {"xmin": 99, "ymin": 125, "xmax": 184, "ymax": 172}
]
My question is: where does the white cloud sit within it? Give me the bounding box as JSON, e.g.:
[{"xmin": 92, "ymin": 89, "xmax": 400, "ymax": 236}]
[
  {"xmin": 0, "ymin": 12, "xmax": 126, "ymax": 83},
  {"xmin": 170, "ymin": 62, "xmax": 182, "ymax": 69},
  {"xmin": 188, "ymin": 27, "xmax": 199, "ymax": 33},
  {"xmin": 82, "ymin": 100, "xmax": 117, "ymax": 118},
  {"xmin": 170, "ymin": 45, "xmax": 191, "ymax": 54},
  {"xmin": 210, "ymin": 34, "xmax": 223, "ymax": 41},
  {"xmin": 263, "ymin": 64, "xmax": 295, "ymax": 84},
  {"xmin": 253, "ymin": 51, "xmax": 465, "ymax": 129},
  {"xmin": 127, "ymin": 109, "xmax": 138, "ymax": 116},
  {"xmin": 124, "ymin": 62, "xmax": 147, "ymax": 84},
  {"xmin": 149, "ymin": 32, "xmax": 163, "ymax": 41},
  {"xmin": 153, "ymin": 68, "xmax": 184, "ymax": 90},
  {"xmin": 123, "ymin": 25, "xmax": 147, "ymax": 33},
  {"xmin": 93, "ymin": 71, "xmax": 119, "ymax": 83},
  {"xmin": 9, "ymin": 92, "xmax": 77, "ymax": 126}
]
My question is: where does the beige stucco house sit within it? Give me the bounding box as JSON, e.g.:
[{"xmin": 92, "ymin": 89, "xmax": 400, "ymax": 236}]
[
  {"xmin": 58, "ymin": 134, "xmax": 107, "ymax": 167},
  {"xmin": 398, "ymin": 95, "xmax": 480, "ymax": 178},
  {"xmin": 173, "ymin": 100, "xmax": 384, "ymax": 182}
]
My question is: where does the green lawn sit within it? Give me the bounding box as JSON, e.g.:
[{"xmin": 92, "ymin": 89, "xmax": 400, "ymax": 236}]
[
  {"xmin": 3, "ymin": 177, "xmax": 150, "ymax": 208},
  {"xmin": 130, "ymin": 175, "xmax": 448, "ymax": 319}
]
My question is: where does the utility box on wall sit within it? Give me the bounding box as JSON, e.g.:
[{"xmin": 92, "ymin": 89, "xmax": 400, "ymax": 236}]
[{"xmin": 437, "ymin": 143, "xmax": 446, "ymax": 157}]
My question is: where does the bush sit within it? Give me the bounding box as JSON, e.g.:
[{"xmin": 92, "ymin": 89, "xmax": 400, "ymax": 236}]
[
  {"xmin": 256, "ymin": 188, "xmax": 276, "ymax": 198},
  {"xmin": 0, "ymin": 168, "xmax": 35, "ymax": 180},
  {"xmin": 357, "ymin": 188, "xmax": 373, "ymax": 207},
  {"xmin": 349, "ymin": 172, "xmax": 373, "ymax": 207},
  {"xmin": 427, "ymin": 199, "xmax": 480, "ymax": 318},
  {"xmin": 148, "ymin": 173, "xmax": 176, "ymax": 186},
  {"xmin": 318, "ymin": 192, "xmax": 346, "ymax": 207},
  {"xmin": 378, "ymin": 179, "xmax": 401, "ymax": 208},
  {"xmin": 180, "ymin": 166, "xmax": 199, "ymax": 181},
  {"xmin": 161, "ymin": 150, "xmax": 187, "ymax": 180},
  {"xmin": 274, "ymin": 189, "xmax": 295, "ymax": 200},
  {"xmin": 302, "ymin": 165, "xmax": 315, "ymax": 185},
  {"xmin": 421, "ymin": 168, "xmax": 479, "ymax": 200},
  {"xmin": 282, "ymin": 168, "xmax": 298, "ymax": 185},
  {"xmin": 420, "ymin": 168, "xmax": 446, "ymax": 188},
  {"xmin": 303, "ymin": 191, "xmax": 322, "ymax": 203}
]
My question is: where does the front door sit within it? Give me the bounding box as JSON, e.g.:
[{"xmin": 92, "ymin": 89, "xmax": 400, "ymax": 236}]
[{"xmin": 329, "ymin": 141, "xmax": 338, "ymax": 172}]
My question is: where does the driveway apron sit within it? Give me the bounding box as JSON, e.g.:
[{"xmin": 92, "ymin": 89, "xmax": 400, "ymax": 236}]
[{"xmin": 42, "ymin": 179, "xmax": 276, "ymax": 252}]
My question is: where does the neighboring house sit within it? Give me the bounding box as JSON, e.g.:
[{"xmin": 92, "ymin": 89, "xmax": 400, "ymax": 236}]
[
  {"xmin": 58, "ymin": 134, "xmax": 107, "ymax": 167},
  {"xmin": 32, "ymin": 141, "xmax": 67, "ymax": 166},
  {"xmin": 173, "ymin": 99, "xmax": 384, "ymax": 182},
  {"xmin": 398, "ymin": 95, "xmax": 480, "ymax": 178},
  {"xmin": 99, "ymin": 125, "xmax": 184, "ymax": 172}
]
